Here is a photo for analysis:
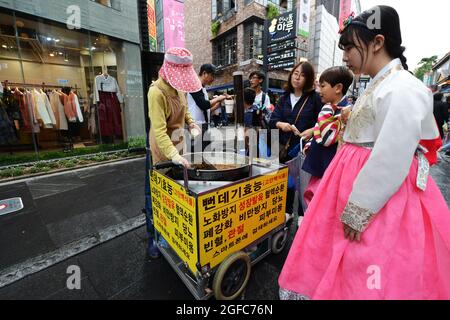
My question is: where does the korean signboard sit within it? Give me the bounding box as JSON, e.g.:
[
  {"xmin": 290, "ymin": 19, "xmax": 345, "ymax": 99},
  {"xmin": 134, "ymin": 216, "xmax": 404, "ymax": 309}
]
[
  {"xmin": 267, "ymin": 39, "xmax": 296, "ymax": 54},
  {"xmin": 151, "ymin": 170, "xmax": 198, "ymax": 273},
  {"xmin": 198, "ymin": 168, "xmax": 288, "ymax": 269},
  {"xmin": 147, "ymin": 0, "xmax": 157, "ymax": 52},
  {"xmin": 164, "ymin": 0, "xmax": 185, "ymax": 49},
  {"xmin": 151, "ymin": 166, "xmax": 288, "ymax": 274},
  {"xmin": 268, "ymin": 59, "xmax": 296, "ymax": 71},
  {"xmin": 267, "ymin": 49, "xmax": 296, "ymax": 64},
  {"xmin": 267, "ymin": 11, "xmax": 297, "ymax": 44}
]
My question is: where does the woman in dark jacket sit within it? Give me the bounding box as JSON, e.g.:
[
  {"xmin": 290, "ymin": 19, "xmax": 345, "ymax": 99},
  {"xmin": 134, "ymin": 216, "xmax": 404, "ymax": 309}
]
[{"xmin": 269, "ymin": 61, "xmax": 323, "ymax": 222}]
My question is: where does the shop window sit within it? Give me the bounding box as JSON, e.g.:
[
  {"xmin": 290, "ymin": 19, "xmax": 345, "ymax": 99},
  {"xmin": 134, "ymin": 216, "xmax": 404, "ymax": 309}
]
[
  {"xmin": 0, "ymin": 9, "xmax": 127, "ymax": 159},
  {"xmin": 0, "ymin": 11, "xmax": 22, "ymax": 79},
  {"xmin": 244, "ymin": 23, "xmax": 263, "ymax": 61},
  {"xmin": 212, "ymin": 32, "xmax": 237, "ymax": 68}
]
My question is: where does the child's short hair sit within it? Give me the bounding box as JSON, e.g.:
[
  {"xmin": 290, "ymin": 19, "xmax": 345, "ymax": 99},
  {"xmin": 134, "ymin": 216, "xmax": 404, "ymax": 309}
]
[
  {"xmin": 244, "ymin": 88, "xmax": 256, "ymax": 106},
  {"xmin": 319, "ymin": 66, "xmax": 354, "ymax": 96}
]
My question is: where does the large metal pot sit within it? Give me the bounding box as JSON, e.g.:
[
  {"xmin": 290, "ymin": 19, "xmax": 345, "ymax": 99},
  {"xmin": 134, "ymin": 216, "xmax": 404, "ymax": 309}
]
[{"xmin": 156, "ymin": 152, "xmax": 250, "ymax": 182}]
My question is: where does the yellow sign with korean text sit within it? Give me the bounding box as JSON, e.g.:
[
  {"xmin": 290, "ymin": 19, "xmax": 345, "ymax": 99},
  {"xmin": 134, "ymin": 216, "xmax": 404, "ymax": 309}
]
[
  {"xmin": 198, "ymin": 168, "xmax": 288, "ymax": 269},
  {"xmin": 150, "ymin": 170, "xmax": 198, "ymax": 274}
]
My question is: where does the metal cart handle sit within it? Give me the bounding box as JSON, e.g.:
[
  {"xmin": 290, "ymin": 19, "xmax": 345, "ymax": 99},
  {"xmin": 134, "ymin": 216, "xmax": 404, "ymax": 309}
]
[{"xmin": 154, "ymin": 161, "xmax": 190, "ymax": 192}]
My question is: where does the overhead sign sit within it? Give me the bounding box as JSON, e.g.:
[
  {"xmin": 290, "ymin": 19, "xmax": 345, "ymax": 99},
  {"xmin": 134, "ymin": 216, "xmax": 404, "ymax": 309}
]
[
  {"xmin": 268, "ymin": 59, "xmax": 296, "ymax": 71},
  {"xmin": 267, "ymin": 39, "xmax": 296, "ymax": 54},
  {"xmin": 267, "ymin": 11, "xmax": 297, "ymax": 44},
  {"xmin": 267, "ymin": 49, "xmax": 296, "ymax": 64}
]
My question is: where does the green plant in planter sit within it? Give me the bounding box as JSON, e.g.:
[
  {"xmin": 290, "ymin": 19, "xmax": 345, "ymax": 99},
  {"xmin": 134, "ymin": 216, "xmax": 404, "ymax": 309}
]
[
  {"xmin": 267, "ymin": 3, "xmax": 280, "ymax": 20},
  {"xmin": 0, "ymin": 167, "xmax": 24, "ymax": 178},
  {"xmin": 211, "ymin": 20, "xmax": 221, "ymax": 37},
  {"xmin": 128, "ymin": 135, "xmax": 146, "ymax": 151}
]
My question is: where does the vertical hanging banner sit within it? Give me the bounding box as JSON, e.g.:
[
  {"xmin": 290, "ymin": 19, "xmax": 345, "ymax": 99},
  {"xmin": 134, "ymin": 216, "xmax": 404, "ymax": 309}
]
[
  {"xmin": 147, "ymin": 0, "xmax": 157, "ymax": 52},
  {"xmin": 164, "ymin": 0, "xmax": 185, "ymax": 49},
  {"xmin": 339, "ymin": 0, "xmax": 353, "ymax": 30},
  {"xmin": 297, "ymin": 0, "xmax": 311, "ymax": 38}
]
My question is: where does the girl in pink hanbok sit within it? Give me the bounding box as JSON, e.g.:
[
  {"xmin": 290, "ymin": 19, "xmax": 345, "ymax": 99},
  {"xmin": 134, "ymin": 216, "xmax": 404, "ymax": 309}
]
[{"xmin": 278, "ymin": 6, "xmax": 450, "ymax": 300}]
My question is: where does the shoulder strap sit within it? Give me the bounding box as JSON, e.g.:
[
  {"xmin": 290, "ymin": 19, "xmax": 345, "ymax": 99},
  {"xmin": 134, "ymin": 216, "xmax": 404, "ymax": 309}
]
[
  {"xmin": 283, "ymin": 95, "xmax": 311, "ymax": 151},
  {"xmin": 292, "ymin": 95, "xmax": 310, "ymax": 126}
]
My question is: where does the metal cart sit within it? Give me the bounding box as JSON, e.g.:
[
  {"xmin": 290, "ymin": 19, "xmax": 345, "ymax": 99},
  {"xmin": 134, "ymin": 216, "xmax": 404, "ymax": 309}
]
[{"xmin": 149, "ymin": 157, "xmax": 289, "ymax": 300}]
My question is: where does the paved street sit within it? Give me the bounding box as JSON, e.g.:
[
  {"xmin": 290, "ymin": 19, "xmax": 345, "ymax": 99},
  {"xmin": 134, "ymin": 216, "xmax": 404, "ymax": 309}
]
[{"xmin": 0, "ymin": 154, "xmax": 448, "ymax": 300}]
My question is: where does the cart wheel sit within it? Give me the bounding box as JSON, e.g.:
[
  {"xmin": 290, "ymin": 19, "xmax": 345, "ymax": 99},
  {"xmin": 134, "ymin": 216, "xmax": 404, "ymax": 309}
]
[
  {"xmin": 271, "ymin": 230, "xmax": 288, "ymax": 254},
  {"xmin": 213, "ymin": 251, "xmax": 251, "ymax": 300}
]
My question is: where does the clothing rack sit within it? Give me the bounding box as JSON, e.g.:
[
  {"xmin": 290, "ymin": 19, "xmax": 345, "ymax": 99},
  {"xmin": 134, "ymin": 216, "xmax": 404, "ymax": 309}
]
[{"xmin": 1, "ymin": 81, "xmax": 78, "ymax": 90}]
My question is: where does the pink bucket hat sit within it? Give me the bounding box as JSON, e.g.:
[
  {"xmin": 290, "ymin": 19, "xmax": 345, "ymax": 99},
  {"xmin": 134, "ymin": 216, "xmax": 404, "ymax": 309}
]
[{"xmin": 160, "ymin": 47, "xmax": 202, "ymax": 93}]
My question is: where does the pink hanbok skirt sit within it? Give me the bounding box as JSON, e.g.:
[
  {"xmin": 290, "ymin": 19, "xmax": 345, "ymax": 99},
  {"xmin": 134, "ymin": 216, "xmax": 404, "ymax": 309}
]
[
  {"xmin": 279, "ymin": 143, "xmax": 450, "ymax": 300},
  {"xmin": 304, "ymin": 176, "xmax": 321, "ymax": 208}
]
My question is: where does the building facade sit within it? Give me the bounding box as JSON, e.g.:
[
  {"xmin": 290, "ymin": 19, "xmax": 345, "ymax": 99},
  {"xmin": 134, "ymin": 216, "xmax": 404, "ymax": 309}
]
[
  {"xmin": 307, "ymin": 0, "xmax": 361, "ymax": 75},
  {"xmin": 0, "ymin": 0, "xmax": 146, "ymax": 154},
  {"xmin": 431, "ymin": 52, "xmax": 450, "ymax": 96},
  {"xmin": 185, "ymin": 0, "xmax": 296, "ymax": 93}
]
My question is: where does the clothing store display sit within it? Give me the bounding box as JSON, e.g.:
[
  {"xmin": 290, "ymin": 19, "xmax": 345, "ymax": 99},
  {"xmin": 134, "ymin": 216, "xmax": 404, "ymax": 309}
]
[
  {"xmin": 94, "ymin": 74, "xmax": 123, "ymax": 103},
  {"xmin": 0, "ymin": 99, "xmax": 18, "ymax": 145},
  {"xmin": 49, "ymin": 90, "xmax": 68, "ymax": 131},
  {"xmin": 97, "ymin": 91, "xmax": 122, "ymax": 138},
  {"xmin": 63, "ymin": 92, "xmax": 83, "ymax": 123},
  {"xmin": 3, "ymin": 87, "xmax": 23, "ymax": 129},
  {"xmin": 33, "ymin": 89, "xmax": 56, "ymax": 128},
  {"xmin": 94, "ymin": 74, "xmax": 123, "ymax": 138}
]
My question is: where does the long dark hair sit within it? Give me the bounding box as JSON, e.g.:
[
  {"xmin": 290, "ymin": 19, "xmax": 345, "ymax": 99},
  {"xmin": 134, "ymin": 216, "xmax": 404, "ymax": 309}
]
[
  {"xmin": 339, "ymin": 6, "xmax": 408, "ymax": 71},
  {"xmin": 285, "ymin": 61, "xmax": 316, "ymax": 93}
]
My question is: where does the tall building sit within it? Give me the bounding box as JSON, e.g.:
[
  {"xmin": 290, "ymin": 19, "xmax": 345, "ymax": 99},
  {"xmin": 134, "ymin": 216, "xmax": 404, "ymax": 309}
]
[
  {"xmin": 307, "ymin": 0, "xmax": 361, "ymax": 75},
  {"xmin": 315, "ymin": 0, "xmax": 340, "ymax": 20},
  {"xmin": 185, "ymin": 0, "xmax": 297, "ymax": 93},
  {"xmin": 308, "ymin": 4, "xmax": 343, "ymax": 74},
  {"xmin": 0, "ymin": 0, "xmax": 146, "ymax": 154}
]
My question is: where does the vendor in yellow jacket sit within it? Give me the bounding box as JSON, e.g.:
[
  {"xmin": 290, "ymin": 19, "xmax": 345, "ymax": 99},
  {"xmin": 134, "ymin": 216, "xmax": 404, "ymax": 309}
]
[{"xmin": 148, "ymin": 47, "xmax": 202, "ymax": 168}]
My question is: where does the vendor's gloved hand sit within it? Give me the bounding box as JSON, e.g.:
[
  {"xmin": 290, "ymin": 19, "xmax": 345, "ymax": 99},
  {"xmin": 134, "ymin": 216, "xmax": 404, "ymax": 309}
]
[{"xmin": 172, "ymin": 154, "xmax": 191, "ymax": 169}]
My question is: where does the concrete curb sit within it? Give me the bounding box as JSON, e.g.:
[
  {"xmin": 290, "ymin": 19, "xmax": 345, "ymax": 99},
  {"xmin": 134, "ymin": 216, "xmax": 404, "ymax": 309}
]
[{"xmin": 0, "ymin": 155, "xmax": 146, "ymax": 185}]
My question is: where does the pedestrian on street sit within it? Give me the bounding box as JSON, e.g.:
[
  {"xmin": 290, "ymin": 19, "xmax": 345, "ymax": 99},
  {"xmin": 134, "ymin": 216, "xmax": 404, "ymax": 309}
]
[
  {"xmin": 249, "ymin": 71, "xmax": 272, "ymax": 158},
  {"xmin": 269, "ymin": 61, "xmax": 323, "ymax": 225},
  {"xmin": 145, "ymin": 47, "xmax": 202, "ymax": 259},
  {"xmin": 187, "ymin": 64, "xmax": 229, "ymax": 136},
  {"xmin": 279, "ymin": 6, "xmax": 450, "ymax": 300},
  {"xmin": 433, "ymin": 92, "xmax": 448, "ymax": 139},
  {"xmin": 302, "ymin": 66, "xmax": 354, "ymax": 212}
]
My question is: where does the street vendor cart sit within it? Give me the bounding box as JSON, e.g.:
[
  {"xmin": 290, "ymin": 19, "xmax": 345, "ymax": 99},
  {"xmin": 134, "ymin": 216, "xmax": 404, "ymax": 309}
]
[{"xmin": 149, "ymin": 152, "xmax": 289, "ymax": 300}]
